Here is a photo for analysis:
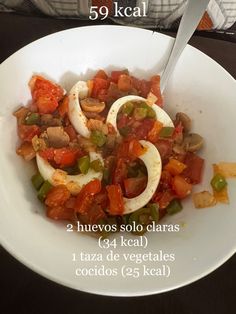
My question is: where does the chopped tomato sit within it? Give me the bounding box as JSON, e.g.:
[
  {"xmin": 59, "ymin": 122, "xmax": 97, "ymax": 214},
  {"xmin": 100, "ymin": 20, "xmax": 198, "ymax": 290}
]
[
  {"xmin": 159, "ymin": 170, "xmax": 173, "ymax": 190},
  {"xmin": 135, "ymin": 119, "xmax": 155, "ymax": 140},
  {"xmin": 182, "ymin": 153, "xmax": 204, "ymax": 184},
  {"xmin": 82, "ymin": 179, "xmax": 102, "ymax": 195},
  {"xmin": 172, "ymin": 175, "xmax": 192, "ymax": 198},
  {"xmin": 45, "ymin": 185, "xmax": 70, "ymax": 207},
  {"xmin": 164, "ymin": 159, "xmax": 187, "ymax": 176},
  {"xmin": 131, "ymin": 76, "xmax": 142, "ymax": 91},
  {"xmin": 112, "ymin": 158, "xmax": 127, "ymax": 185},
  {"xmin": 94, "ymin": 69, "xmax": 108, "ymax": 80},
  {"xmin": 117, "ymin": 114, "xmax": 130, "ymax": 129},
  {"xmin": 147, "ymin": 120, "xmax": 163, "ymax": 143},
  {"xmin": 86, "ymin": 204, "xmax": 106, "ymax": 224},
  {"xmin": 150, "ymin": 75, "xmax": 163, "ymax": 107},
  {"xmin": 173, "ymin": 122, "xmax": 183, "ymax": 139},
  {"xmin": 155, "ymin": 139, "xmax": 173, "ymax": 162},
  {"xmin": 117, "ymin": 74, "xmax": 132, "ymax": 92},
  {"xmin": 111, "ymin": 70, "xmax": 129, "ymax": 83},
  {"xmin": 94, "ymin": 188, "xmax": 109, "ymax": 209},
  {"xmin": 40, "ymin": 147, "xmax": 82, "ymax": 167},
  {"xmin": 58, "ymin": 96, "xmax": 69, "ymax": 117},
  {"xmin": 75, "ymin": 179, "xmax": 102, "ymax": 214},
  {"xmin": 64, "ymin": 125, "xmax": 77, "ymax": 141},
  {"xmin": 18, "ymin": 124, "xmax": 40, "ymax": 142},
  {"xmin": 91, "ymin": 78, "xmax": 110, "ymax": 98},
  {"xmin": 30, "ymin": 75, "xmax": 64, "ymax": 101},
  {"xmin": 106, "ymin": 82, "xmax": 126, "ymax": 101},
  {"xmin": 39, "ymin": 148, "xmax": 54, "ymax": 161},
  {"xmin": 117, "ymin": 139, "xmax": 146, "ymax": 160},
  {"xmin": 129, "ymin": 139, "xmax": 147, "ymax": 158},
  {"xmin": 54, "ymin": 148, "xmax": 80, "ymax": 167},
  {"xmin": 154, "ymin": 190, "xmax": 175, "ymax": 209},
  {"xmin": 124, "ymin": 176, "xmax": 147, "ymax": 198},
  {"xmin": 36, "ymin": 95, "xmax": 59, "ymax": 114},
  {"xmin": 139, "ymin": 80, "xmax": 151, "ymax": 98},
  {"xmin": 106, "ymin": 184, "xmax": 125, "ymax": 215},
  {"xmin": 46, "ymin": 206, "xmax": 74, "ymax": 221}
]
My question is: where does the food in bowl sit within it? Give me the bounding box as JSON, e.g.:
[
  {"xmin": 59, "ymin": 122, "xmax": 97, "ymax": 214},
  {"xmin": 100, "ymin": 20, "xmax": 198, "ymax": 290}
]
[{"xmin": 14, "ymin": 69, "xmax": 205, "ymax": 234}]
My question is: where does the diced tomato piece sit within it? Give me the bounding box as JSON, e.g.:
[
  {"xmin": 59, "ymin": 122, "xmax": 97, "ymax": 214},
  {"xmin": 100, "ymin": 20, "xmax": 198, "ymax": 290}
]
[
  {"xmin": 39, "ymin": 148, "xmax": 55, "ymax": 161},
  {"xmin": 164, "ymin": 159, "xmax": 187, "ymax": 176},
  {"xmin": 155, "ymin": 139, "xmax": 173, "ymax": 162},
  {"xmin": 83, "ymin": 179, "xmax": 102, "ymax": 195},
  {"xmin": 147, "ymin": 120, "xmax": 163, "ymax": 143},
  {"xmin": 112, "ymin": 158, "xmax": 128, "ymax": 185},
  {"xmin": 18, "ymin": 124, "xmax": 40, "ymax": 142},
  {"xmin": 129, "ymin": 139, "xmax": 147, "ymax": 158},
  {"xmin": 58, "ymin": 96, "xmax": 69, "ymax": 117},
  {"xmin": 111, "ymin": 70, "xmax": 128, "ymax": 83},
  {"xmin": 30, "ymin": 75, "xmax": 64, "ymax": 101},
  {"xmin": 106, "ymin": 82, "xmax": 126, "ymax": 102},
  {"xmin": 65, "ymin": 197, "xmax": 76, "ymax": 209},
  {"xmin": 94, "ymin": 69, "xmax": 108, "ymax": 80},
  {"xmin": 74, "ymin": 179, "xmax": 102, "ymax": 214},
  {"xmin": 46, "ymin": 206, "xmax": 74, "ymax": 221},
  {"xmin": 91, "ymin": 78, "xmax": 110, "ymax": 98},
  {"xmin": 117, "ymin": 114, "xmax": 130, "ymax": 129},
  {"xmin": 94, "ymin": 188, "xmax": 109, "ymax": 209},
  {"xmin": 106, "ymin": 184, "xmax": 125, "ymax": 215},
  {"xmin": 139, "ymin": 80, "xmax": 151, "ymax": 98},
  {"xmin": 182, "ymin": 153, "xmax": 204, "ymax": 184},
  {"xmin": 172, "ymin": 175, "xmax": 192, "ymax": 198},
  {"xmin": 36, "ymin": 95, "xmax": 59, "ymax": 114},
  {"xmin": 64, "ymin": 125, "xmax": 77, "ymax": 141},
  {"xmin": 117, "ymin": 74, "xmax": 132, "ymax": 92},
  {"xmin": 45, "ymin": 185, "xmax": 70, "ymax": 207},
  {"xmin": 131, "ymin": 76, "xmax": 142, "ymax": 91},
  {"xmin": 86, "ymin": 204, "xmax": 106, "ymax": 224},
  {"xmin": 150, "ymin": 75, "xmax": 163, "ymax": 107},
  {"xmin": 54, "ymin": 148, "xmax": 80, "ymax": 167},
  {"xmin": 135, "ymin": 119, "xmax": 155, "ymax": 140},
  {"xmin": 40, "ymin": 147, "xmax": 82, "ymax": 167},
  {"xmin": 124, "ymin": 176, "xmax": 147, "ymax": 198},
  {"xmin": 159, "ymin": 170, "xmax": 173, "ymax": 190},
  {"xmin": 154, "ymin": 189, "xmax": 175, "ymax": 209}
]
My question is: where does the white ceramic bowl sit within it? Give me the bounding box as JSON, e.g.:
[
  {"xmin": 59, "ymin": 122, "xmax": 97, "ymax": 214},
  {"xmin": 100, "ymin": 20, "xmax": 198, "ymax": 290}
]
[{"xmin": 0, "ymin": 26, "xmax": 235, "ymax": 296}]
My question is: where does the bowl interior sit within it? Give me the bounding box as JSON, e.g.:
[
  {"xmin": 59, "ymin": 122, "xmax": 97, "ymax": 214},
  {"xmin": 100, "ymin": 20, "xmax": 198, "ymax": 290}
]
[{"xmin": 0, "ymin": 26, "xmax": 235, "ymax": 296}]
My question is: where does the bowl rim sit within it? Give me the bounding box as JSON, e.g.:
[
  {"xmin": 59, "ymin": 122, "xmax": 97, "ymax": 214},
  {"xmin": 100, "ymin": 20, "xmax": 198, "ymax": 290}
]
[{"xmin": 0, "ymin": 25, "xmax": 235, "ymax": 297}]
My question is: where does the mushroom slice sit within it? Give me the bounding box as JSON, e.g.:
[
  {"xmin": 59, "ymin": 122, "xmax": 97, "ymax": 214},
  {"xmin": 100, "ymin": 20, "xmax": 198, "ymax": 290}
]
[
  {"xmin": 80, "ymin": 98, "xmax": 105, "ymax": 113},
  {"xmin": 123, "ymin": 140, "xmax": 162, "ymax": 214},
  {"xmin": 106, "ymin": 95, "xmax": 173, "ymax": 135},
  {"xmin": 183, "ymin": 133, "xmax": 204, "ymax": 152},
  {"xmin": 68, "ymin": 81, "xmax": 90, "ymax": 138},
  {"xmin": 36, "ymin": 151, "xmax": 103, "ymax": 194}
]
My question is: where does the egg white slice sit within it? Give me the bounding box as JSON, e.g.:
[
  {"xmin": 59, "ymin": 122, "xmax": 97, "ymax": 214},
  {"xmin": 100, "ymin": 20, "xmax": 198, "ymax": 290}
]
[
  {"xmin": 36, "ymin": 152, "xmax": 103, "ymax": 194},
  {"xmin": 123, "ymin": 140, "xmax": 162, "ymax": 214},
  {"xmin": 68, "ymin": 81, "xmax": 90, "ymax": 138},
  {"xmin": 106, "ymin": 95, "xmax": 174, "ymax": 134}
]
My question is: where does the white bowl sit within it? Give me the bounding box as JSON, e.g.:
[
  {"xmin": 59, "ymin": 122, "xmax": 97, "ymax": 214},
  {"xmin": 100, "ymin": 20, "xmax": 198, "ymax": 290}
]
[{"xmin": 0, "ymin": 26, "xmax": 235, "ymax": 297}]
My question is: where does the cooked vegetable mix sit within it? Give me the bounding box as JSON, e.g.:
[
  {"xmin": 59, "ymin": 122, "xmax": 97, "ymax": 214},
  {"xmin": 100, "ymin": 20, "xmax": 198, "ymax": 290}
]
[{"xmin": 15, "ymin": 69, "xmax": 221, "ymax": 235}]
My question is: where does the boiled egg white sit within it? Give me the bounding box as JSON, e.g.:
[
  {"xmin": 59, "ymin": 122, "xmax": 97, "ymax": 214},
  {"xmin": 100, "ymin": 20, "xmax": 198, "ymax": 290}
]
[
  {"xmin": 123, "ymin": 140, "xmax": 162, "ymax": 214},
  {"xmin": 36, "ymin": 151, "xmax": 103, "ymax": 194},
  {"xmin": 106, "ymin": 95, "xmax": 174, "ymax": 134},
  {"xmin": 68, "ymin": 81, "xmax": 90, "ymax": 138}
]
